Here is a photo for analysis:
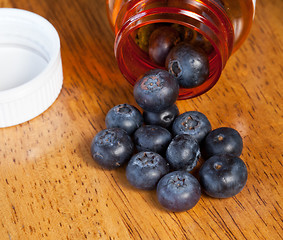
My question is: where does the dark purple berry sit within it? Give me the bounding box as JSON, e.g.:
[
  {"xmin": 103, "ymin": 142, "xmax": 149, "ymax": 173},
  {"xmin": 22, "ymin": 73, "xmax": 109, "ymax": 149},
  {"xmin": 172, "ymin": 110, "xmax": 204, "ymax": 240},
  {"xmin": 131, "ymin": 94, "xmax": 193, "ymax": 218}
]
[
  {"xmin": 91, "ymin": 128, "xmax": 134, "ymax": 169},
  {"xmin": 143, "ymin": 104, "xmax": 179, "ymax": 129},
  {"xmin": 189, "ymin": 32, "xmax": 214, "ymax": 55},
  {"xmin": 133, "ymin": 69, "xmax": 179, "ymax": 113},
  {"xmin": 199, "ymin": 155, "xmax": 248, "ymax": 198},
  {"xmin": 126, "ymin": 151, "xmax": 170, "ymax": 190},
  {"xmin": 157, "ymin": 171, "xmax": 201, "ymax": 212},
  {"xmin": 134, "ymin": 125, "xmax": 172, "ymax": 155},
  {"xmin": 203, "ymin": 127, "xmax": 243, "ymax": 158},
  {"xmin": 149, "ymin": 26, "xmax": 180, "ymax": 66},
  {"xmin": 105, "ymin": 103, "xmax": 143, "ymax": 135},
  {"xmin": 172, "ymin": 111, "xmax": 211, "ymax": 143},
  {"xmin": 166, "ymin": 134, "xmax": 200, "ymax": 171},
  {"xmin": 166, "ymin": 42, "xmax": 209, "ymax": 88}
]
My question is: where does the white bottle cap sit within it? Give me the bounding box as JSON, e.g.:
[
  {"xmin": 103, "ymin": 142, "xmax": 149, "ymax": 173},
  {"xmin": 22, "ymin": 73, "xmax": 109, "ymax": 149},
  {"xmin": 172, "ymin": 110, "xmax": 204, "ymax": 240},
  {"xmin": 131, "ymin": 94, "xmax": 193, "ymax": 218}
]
[{"xmin": 0, "ymin": 8, "xmax": 63, "ymax": 128}]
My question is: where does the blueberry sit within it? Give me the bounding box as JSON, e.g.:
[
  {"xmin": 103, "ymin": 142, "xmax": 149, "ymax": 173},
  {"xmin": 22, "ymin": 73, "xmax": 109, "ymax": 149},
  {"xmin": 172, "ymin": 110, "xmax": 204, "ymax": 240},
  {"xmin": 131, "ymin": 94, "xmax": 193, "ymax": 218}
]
[
  {"xmin": 172, "ymin": 111, "xmax": 211, "ymax": 143},
  {"xmin": 91, "ymin": 128, "xmax": 134, "ymax": 169},
  {"xmin": 202, "ymin": 127, "xmax": 243, "ymax": 158},
  {"xmin": 166, "ymin": 134, "xmax": 200, "ymax": 171},
  {"xmin": 133, "ymin": 69, "xmax": 179, "ymax": 113},
  {"xmin": 149, "ymin": 26, "xmax": 180, "ymax": 66},
  {"xmin": 143, "ymin": 104, "xmax": 179, "ymax": 129},
  {"xmin": 126, "ymin": 151, "xmax": 170, "ymax": 190},
  {"xmin": 166, "ymin": 42, "xmax": 209, "ymax": 88},
  {"xmin": 105, "ymin": 103, "xmax": 143, "ymax": 135},
  {"xmin": 157, "ymin": 171, "xmax": 201, "ymax": 212},
  {"xmin": 189, "ymin": 32, "xmax": 214, "ymax": 55},
  {"xmin": 199, "ymin": 155, "xmax": 248, "ymax": 198},
  {"xmin": 134, "ymin": 125, "xmax": 172, "ymax": 154}
]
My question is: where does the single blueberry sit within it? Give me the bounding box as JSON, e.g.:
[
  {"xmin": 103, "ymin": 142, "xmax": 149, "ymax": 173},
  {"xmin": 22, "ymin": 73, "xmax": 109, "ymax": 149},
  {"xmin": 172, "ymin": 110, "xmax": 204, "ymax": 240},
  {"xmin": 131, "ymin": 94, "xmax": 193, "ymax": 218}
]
[
  {"xmin": 157, "ymin": 171, "xmax": 201, "ymax": 212},
  {"xmin": 143, "ymin": 104, "xmax": 179, "ymax": 129},
  {"xmin": 199, "ymin": 155, "xmax": 248, "ymax": 198},
  {"xmin": 166, "ymin": 42, "xmax": 209, "ymax": 88},
  {"xmin": 133, "ymin": 69, "xmax": 179, "ymax": 113},
  {"xmin": 188, "ymin": 31, "xmax": 214, "ymax": 55},
  {"xmin": 172, "ymin": 111, "xmax": 211, "ymax": 143},
  {"xmin": 166, "ymin": 134, "xmax": 200, "ymax": 171},
  {"xmin": 134, "ymin": 125, "xmax": 172, "ymax": 155},
  {"xmin": 91, "ymin": 128, "xmax": 134, "ymax": 169},
  {"xmin": 126, "ymin": 151, "xmax": 170, "ymax": 190},
  {"xmin": 149, "ymin": 26, "xmax": 180, "ymax": 66},
  {"xmin": 105, "ymin": 103, "xmax": 143, "ymax": 135},
  {"xmin": 202, "ymin": 127, "xmax": 243, "ymax": 158}
]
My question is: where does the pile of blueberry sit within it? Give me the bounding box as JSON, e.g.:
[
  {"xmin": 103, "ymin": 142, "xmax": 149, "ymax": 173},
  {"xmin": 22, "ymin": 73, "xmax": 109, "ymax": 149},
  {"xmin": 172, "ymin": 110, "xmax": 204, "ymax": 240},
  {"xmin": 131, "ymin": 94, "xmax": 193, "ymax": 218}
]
[{"xmin": 91, "ymin": 69, "xmax": 248, "ymax": 212}]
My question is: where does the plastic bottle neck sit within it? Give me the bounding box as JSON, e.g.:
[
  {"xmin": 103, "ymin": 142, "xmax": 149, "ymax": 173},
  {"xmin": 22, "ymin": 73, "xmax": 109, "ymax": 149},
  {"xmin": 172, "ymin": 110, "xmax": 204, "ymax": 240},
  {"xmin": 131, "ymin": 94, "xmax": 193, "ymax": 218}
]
[{"xmin": 114, "ymin": 0, "xmax": 234, "ymax": 99}]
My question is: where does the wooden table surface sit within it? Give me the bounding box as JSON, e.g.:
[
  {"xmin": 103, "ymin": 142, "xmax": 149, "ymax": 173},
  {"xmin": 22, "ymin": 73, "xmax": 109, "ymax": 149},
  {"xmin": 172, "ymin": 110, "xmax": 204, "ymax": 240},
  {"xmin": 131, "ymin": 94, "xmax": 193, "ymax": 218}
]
[{"xmin": 0, "ymin": 0, "xmax": 282, "ymax": 239}]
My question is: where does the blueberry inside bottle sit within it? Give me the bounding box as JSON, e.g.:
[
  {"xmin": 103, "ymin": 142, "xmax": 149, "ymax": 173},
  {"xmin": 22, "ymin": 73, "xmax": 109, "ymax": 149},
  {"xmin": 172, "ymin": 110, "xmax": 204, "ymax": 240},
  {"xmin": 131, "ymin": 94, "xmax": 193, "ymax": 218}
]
[{"xmin": 107, "ymin": 0, "xmax": 256, "ymax": 99}]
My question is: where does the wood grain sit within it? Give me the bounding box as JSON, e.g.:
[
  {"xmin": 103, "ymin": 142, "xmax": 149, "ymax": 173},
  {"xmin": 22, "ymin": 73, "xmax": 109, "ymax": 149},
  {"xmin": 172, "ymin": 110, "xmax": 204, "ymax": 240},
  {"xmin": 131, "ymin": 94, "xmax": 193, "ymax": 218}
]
[{"xmin": 0, "ymin": 0, "xmax": 282, "ymax": 239}]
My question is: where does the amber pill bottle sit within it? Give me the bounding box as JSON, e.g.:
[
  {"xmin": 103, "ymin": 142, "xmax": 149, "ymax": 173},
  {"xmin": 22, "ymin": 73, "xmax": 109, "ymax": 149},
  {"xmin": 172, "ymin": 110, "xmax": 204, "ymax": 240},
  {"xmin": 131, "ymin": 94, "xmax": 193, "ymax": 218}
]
[{"xmin": 106, "ymin": 0, "xmax": 256, "ymax": 99}]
